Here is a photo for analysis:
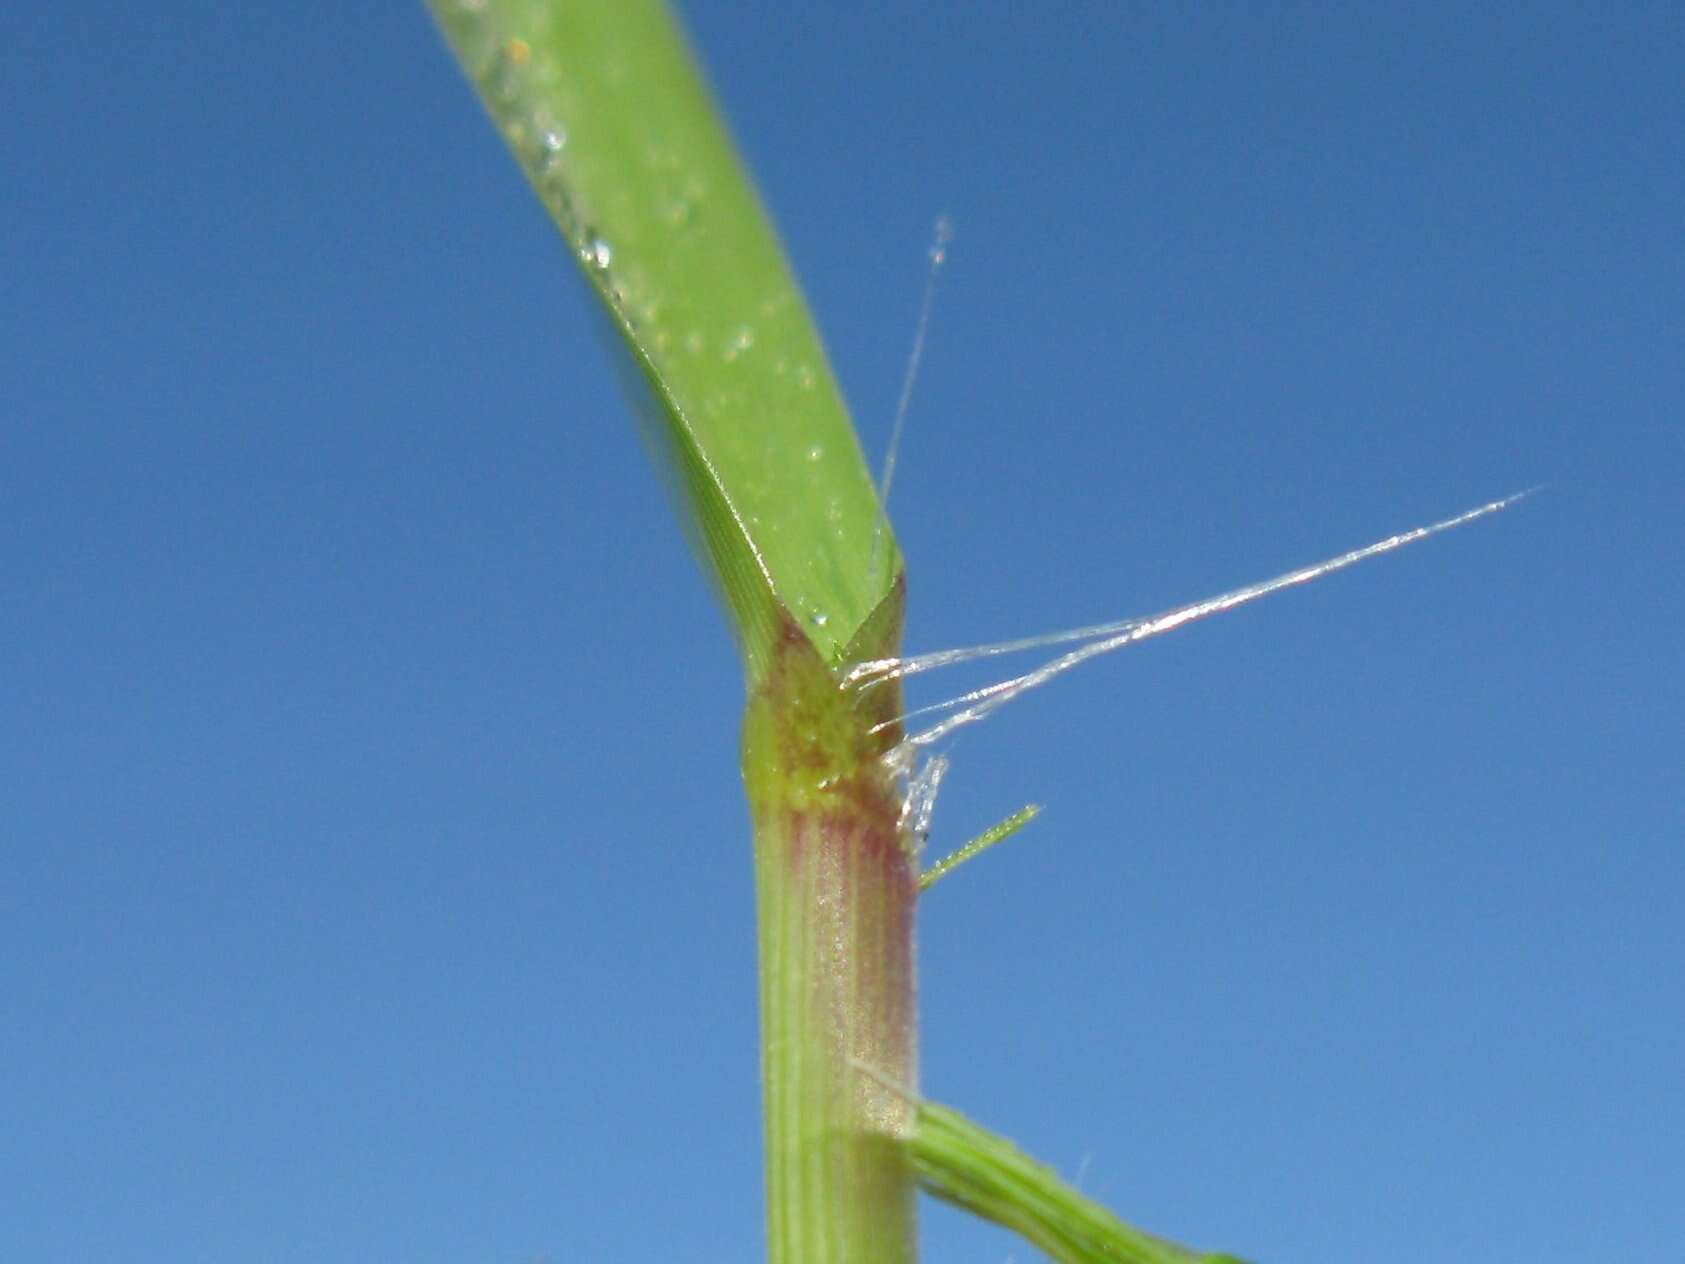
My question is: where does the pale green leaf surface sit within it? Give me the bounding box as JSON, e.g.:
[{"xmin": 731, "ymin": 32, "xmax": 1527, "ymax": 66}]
[{"xmin": 426, "ymin": 0, "xmax": 899, "ymax": 673}]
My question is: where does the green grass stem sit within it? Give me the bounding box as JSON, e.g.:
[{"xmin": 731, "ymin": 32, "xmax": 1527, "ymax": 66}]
[
  {"xmin": 913, "ymin": 1101, "xmax": 1246, "ymax": 1264},
  {"xmin": 426, "ymin": 4, "xmax": 1252, "ymax": 1262}
]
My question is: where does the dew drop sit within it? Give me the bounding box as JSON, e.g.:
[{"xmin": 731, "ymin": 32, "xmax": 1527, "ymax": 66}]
[
  {"xmin": 579, "ymin": 231, "xmax": 612, "ymax": 270},
  {"xmin": 810, "ymin": 611, "xmax": 830, "ymax": 628},
  {"xmin": 723, "ymin": 326, "xmax": 755, "ymax": 361},
  {"xmin": 537, "ymin": 128, "xmax": 566, "ymax": 170},
  {"xmin": 806, "ymin": 444, "xmax": 825, "ymax": 463}
]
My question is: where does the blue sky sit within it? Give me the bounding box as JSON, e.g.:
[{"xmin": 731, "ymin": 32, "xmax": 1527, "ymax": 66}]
[{"xmin": 4, "ymin": 3, "xmax": 1680, "ymax": 1261}]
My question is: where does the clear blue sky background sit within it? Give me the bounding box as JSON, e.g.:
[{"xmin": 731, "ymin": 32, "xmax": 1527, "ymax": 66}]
[{"xmin": 4, "ymin": 4, "xmax": 1680, "ymax": 1261}]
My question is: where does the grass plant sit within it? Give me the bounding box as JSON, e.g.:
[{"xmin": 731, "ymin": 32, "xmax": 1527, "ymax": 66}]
[{"xmin": 425, "ymin": 3, "xmax": 1519, "ymax": 1258}]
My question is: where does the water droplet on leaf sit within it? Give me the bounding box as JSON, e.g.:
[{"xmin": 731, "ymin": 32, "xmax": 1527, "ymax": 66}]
[
  {"xmin": 580, "ymin": 231, "xmax": 612, "ymax": 270},
  {"xmin": 723, "ymin": 326, "xmax": 755, "ymax": 361},
  {"xmin": 538, "ymin": 128, "xmax": 566, "ymax": 170}
]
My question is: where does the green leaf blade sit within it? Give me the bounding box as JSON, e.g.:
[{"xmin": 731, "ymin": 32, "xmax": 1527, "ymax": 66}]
[{"xmin": 426, "ymin": 0, "xmax": 900, "ymax": 674}]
